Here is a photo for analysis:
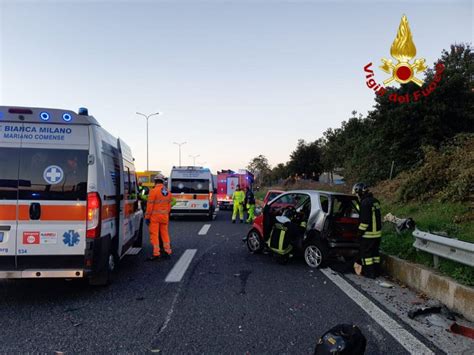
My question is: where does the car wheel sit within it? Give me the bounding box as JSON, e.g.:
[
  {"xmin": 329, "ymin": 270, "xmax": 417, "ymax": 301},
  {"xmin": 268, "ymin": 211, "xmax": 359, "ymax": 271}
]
[
  {"xmin": 246, "ymin": 229, "xmax": 263, "ymax": 253},
  {"xmin": 304, "ymin": 239, "xmax": 328, "ymax": 268}
]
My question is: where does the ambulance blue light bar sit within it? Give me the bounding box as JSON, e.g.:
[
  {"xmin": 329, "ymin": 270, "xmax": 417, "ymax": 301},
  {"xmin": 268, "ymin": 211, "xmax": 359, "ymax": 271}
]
[
  {"xmin": 78, "ymin": 107, "xmax": 88, "ymax": 116},
  {"xmin": 39, "ymin": 112, "xmax": 50, "ymax": 121},
  {"xmin": 62, "ymin": 113, "xmax": 72, "ymax": 122}
]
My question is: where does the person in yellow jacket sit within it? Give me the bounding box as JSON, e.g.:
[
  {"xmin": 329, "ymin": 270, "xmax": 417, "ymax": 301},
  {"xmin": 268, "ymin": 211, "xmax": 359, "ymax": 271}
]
[
  {"xmin": 232, "ymin": 184, "xmax": 245, "ymax": 223},
  {"xmin": 145, "ymin": 174, "xmax": 176, "ymax": 261}
]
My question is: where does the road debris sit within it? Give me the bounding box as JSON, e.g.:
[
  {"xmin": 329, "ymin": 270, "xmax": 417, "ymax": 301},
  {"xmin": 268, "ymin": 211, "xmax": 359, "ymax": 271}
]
[
  {"xmin": 383, "ymin": 213, "xmax": 416, "ymax": 234},
  {"xmin": 425, "ymin": 314, "xmax": 450, "ymax": 328},
  {"xmin": 450, "ymin": 322, "xmax": 474, "ymax": 339},
  {"xmin": 378, "ymin": 281, "xmax": 394, "ymax": 288},
  {"xmin": 408, "ymin": 306, "xmax": 442, "ymax": 319},
  {"xmin": 64, "ymin": 305, "xmax": 86, "ymax": 313}
]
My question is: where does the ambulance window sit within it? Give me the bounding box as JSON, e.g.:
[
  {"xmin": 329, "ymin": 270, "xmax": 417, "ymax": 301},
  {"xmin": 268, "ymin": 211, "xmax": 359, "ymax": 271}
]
[
  {"xmin": 0, "ymin": 148, "xmax": 20, "ymax": 200},
  {"xmin": 123, "ymin": 167, "xmax": 130, "ymax": 199},
  {"xmin": 18, "ymin": 148, "xmax": 88, "ymax": 201},
  {"xmin": 171, "ymin": 179, "xmax": 209, "ymax": 194},
  {"xmin": 130, "ymin": 171, "xmax": 137, "ymax": 195}
]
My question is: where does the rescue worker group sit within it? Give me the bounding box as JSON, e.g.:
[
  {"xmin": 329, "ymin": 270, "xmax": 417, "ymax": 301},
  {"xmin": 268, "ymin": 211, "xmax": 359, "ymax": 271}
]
[{"xmin": 140, "ymin": 176, "xmax": 382, "ymax": 280}]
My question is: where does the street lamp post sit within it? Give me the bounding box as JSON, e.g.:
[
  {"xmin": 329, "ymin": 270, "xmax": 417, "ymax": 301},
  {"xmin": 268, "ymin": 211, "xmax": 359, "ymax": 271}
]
[
  {"xmin": 173, "ymin": 141, "xmax": 187, "ymax": 166},
  {"xmin": 189, "ymin": 154, "xmax": 200, "ymax": 166},
  {"xmin": 136, "ymin": 111, "xmax": 161, "ymax": 171}
]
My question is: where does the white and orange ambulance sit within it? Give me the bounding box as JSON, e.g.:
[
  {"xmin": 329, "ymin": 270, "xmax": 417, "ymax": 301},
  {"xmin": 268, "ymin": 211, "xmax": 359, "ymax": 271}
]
[
  {"xmin": 169, "ymin": 166, "xmax": 217, "ymax": 220},
  {"xmin": 0, "ymin": 106, "xmax": 143, "ymax": 285}
]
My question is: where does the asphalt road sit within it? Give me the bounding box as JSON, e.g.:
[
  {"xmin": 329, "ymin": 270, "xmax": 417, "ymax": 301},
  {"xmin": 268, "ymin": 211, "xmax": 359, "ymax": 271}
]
[{"xmin": 0, "ymin": 211, "xmax": 439, "ymax": 354}]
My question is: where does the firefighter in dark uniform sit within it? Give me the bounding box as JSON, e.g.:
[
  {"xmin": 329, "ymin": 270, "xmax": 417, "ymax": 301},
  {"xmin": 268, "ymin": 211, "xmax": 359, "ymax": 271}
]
[
  {"xmin": 352, "ymin": 183, "xmax": 382, "ymax": 279},
  {"xmin": 266, "ymin": 207, "xmax": 307, "ymax": 264}
]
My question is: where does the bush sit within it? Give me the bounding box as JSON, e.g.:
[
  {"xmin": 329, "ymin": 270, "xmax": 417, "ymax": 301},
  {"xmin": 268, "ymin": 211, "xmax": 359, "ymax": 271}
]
[{"xmin": 396, "ymin": 134, "xmax": 474, "ymax": 202}]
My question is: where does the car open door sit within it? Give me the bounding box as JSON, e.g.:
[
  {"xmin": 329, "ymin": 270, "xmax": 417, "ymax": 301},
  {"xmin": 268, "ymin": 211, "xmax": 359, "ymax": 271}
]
[
  {"xmin": 327, "ymin": 195, "xmax": 360, "ymax": 242},
  {"xmin": 262, "ymin": 193, "xmax": 304, "ymax": 240}
]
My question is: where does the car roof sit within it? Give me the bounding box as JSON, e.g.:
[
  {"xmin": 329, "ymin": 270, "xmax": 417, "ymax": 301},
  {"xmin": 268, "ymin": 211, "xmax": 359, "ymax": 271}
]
[{"xmin": 280, "ymin": 189, "xmax": 355, "ymax": 198}]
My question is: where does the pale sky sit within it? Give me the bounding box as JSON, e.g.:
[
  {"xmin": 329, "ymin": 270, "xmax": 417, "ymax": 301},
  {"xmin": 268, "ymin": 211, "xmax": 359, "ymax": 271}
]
[{"xmin": 1, "ymin": 0, "xmax": 472, "ymax": 175}]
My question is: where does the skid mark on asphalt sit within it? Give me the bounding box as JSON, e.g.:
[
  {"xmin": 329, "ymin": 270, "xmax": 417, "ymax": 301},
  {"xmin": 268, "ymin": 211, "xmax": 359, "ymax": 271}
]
[
  {"xmin": 198, "ymin": 224, "xmax": 211, "ymax": 235},
  {"xmin": 156, "ymin": 284, "xmax": 182, "ymax": 337},
  {"xmin": 165, "ymin": 249, "xmax": 197, "ymax": 283},
  {"xmin": 235, "ymin": 270, "xmax": 252, "ymax": 295},
  {"xmin": 320, "ymin": 268, "xmax": 434, "ymax": 355}
]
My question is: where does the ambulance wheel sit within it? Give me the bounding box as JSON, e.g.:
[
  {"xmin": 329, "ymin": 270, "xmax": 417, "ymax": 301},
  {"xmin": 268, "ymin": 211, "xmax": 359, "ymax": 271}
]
[
  {"xmin": 133, "ymin": 219, "xmax": 143, "ymax": 247},
  {"xmin": 247, "ymin": 229, "xmax": 263, "ymax": 253},
  {"xmin": 304, "ymin": 239, "xmax": 328, "ymax": 268},
  {"xmin": 89, "ymin": 237, "xmax": 118, "ymax": 286}
]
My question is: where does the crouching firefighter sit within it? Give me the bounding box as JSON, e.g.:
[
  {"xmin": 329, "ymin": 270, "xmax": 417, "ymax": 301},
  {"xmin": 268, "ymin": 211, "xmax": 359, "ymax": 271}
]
[
  {"xmin": 266, "ymin": 210, "xmax": 306, "ymax": 264},
  {"xmin": 352, "ymin": 183, "xmax": 382, "ymax": 278},
  {"xmin": 145, "ymin": 174, "xmax": 176, "ymax": 261}
]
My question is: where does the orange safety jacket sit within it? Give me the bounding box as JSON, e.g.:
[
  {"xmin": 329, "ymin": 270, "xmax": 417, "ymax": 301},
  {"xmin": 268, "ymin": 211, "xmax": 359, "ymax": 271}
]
[{"xmin": 145, "ymin": 184, "xmax": 172, "ymax": 224}]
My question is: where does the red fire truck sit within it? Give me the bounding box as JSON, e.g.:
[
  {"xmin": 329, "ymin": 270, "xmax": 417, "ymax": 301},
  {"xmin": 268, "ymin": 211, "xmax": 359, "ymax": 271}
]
[{"xmin": 217, "ymin": 169, "xmax": 254, "ymax": 210}]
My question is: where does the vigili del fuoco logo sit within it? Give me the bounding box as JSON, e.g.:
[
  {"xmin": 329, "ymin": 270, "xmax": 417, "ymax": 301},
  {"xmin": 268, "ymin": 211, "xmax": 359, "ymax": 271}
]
[{"xmin": 363, "ymin": 15, "xmax": 445, "ymax": 104}]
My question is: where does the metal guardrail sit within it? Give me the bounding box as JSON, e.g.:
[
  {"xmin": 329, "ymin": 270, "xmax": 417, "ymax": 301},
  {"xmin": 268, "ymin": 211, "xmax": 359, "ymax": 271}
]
[{"xmin": 413, "ymin": 228, "xmax": 474, "ymax": 268}]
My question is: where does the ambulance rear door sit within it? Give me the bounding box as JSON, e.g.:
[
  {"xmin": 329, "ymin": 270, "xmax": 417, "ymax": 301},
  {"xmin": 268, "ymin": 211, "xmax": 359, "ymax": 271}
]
[
  {"xmin": 0, "ymin": 122, "xmax": 21, "ymax": 271},
  {"xmin": 16, "ymin": 123, "xmax": 89, "ymax": 271}
]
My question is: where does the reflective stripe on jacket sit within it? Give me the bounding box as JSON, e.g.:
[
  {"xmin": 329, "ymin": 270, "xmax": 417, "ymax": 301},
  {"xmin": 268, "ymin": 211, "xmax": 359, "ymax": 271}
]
[
  {"xmin": 358, "ymin": 194, "xmax": 382, "ymax": 238},
  {"xmin": 145, "ymin": 184, "xmax": 172, "ymax": 223},
  {"xmin": 267, "ymin": 223, "xmax": 293, "ymax": 255}
]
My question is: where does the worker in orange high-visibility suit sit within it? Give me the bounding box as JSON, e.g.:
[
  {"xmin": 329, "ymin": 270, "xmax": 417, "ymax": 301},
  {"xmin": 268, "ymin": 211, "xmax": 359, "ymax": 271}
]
[{"xmin": 145, "ymin": 174, "xmax": 176, "ymax": 261}]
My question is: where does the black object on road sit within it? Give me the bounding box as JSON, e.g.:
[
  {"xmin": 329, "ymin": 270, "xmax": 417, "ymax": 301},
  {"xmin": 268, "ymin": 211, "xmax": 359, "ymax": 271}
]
[
  {"xmin": 408, "ymin": 306, "xmax": 442, "ymax": 319},
  {"xmin": 314, "ymin": 323, "xmax": 366, "ymax": 355}
]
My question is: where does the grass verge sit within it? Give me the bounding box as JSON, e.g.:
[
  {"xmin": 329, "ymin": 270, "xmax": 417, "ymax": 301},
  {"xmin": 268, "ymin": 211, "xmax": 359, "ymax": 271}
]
[{"xmin": 381, "ymin": 200, "xmax": 474, "ymax": 286}]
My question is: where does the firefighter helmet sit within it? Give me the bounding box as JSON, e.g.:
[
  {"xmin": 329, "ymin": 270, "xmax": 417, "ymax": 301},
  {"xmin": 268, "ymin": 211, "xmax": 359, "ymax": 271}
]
[
  {"xmin": 352, "ymin": 182, "xmax": 368, "ymax": 197},
  {"xmin": 153, "ymin": 173, "xmax": 166, "ymax": 183},
  {"xmin": 314, "ymin": 324, "xmax": 366, "ymax": 355}
]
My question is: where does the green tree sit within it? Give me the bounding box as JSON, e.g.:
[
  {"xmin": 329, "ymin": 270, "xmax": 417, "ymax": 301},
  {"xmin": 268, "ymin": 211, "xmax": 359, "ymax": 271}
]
[
  {"xmin": 247, "ymin": 154, "xmax": 272, "ymax": 186},
  {"xmin": 329, "ymin": 43, "xmax": 473, "ymax": 185},
  {"xmin": 287, "ymin": 139, "xmax": 323, "ymax": 180},
  {"xmin": 270, "ymin": 163, "xmax": 289, "ymax": 184}
]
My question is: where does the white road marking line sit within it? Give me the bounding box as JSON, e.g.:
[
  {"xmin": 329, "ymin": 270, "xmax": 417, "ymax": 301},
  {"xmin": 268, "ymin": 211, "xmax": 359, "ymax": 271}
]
[
  {"xmin": 165, "ymin": 249, "xmax": 197, "ymax": 283},
  {"xmin": 320, "ymin": 268, "xmax": 434, "ymax": 355},
  {"xmin": 215, "ymin": 207, "xmax": 220, "ymax": 212},
  {"xmin": 198, "ymin": 224, "xmax": 211, "ymax": 235}
]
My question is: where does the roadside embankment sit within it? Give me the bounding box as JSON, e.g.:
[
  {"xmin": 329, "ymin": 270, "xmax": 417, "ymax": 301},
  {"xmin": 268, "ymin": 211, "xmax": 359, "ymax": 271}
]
[{"xmin": 383, "ymin": 254, "xmax": 474, "ymax": 322}]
